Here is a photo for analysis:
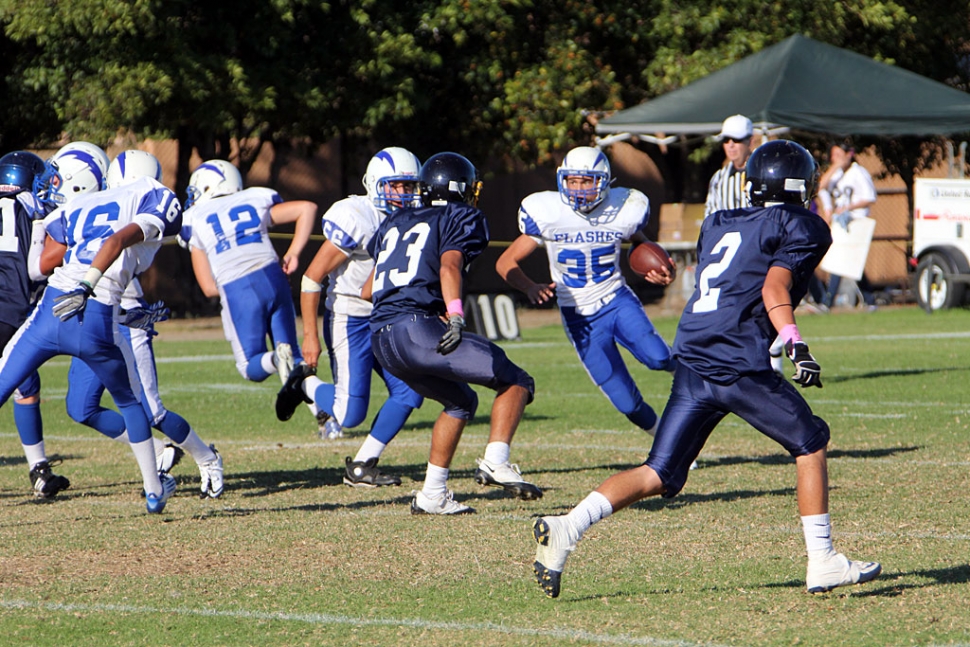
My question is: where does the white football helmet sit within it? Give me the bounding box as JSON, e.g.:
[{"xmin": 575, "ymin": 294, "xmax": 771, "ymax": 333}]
[
  {"xmin": 43, "ymin": 141, "xmax": 109, "ymax": 206},
  {"xmin": 556, "ymin": 146, "xmax": 612, "ymax": 213},
  {"xmin": 362, "ymin": 147, "xmax": 421, "ymax": 213},
  {"xmin": 185, "ymin": 159, "xmax": 243, "ymax": 209},
  {"xmin": 107, "ymin": 150, "xmax": 163, "ymax": 188}
]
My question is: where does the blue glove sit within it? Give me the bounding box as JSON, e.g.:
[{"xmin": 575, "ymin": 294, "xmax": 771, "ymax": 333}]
[
  {"xmin": 436, "ymin": 314, "xmax": 465, "ymax": 355},
  {"xmin": 52, "ymin": 281, "xmax": 95, "ymax": 321},
  {"xmin": 833, "ymin": 212, "xmax": 852, "ymax": 231},
  {"xmin": 122, "ymin": 300, "xmax": 170, "ymax": 333}
]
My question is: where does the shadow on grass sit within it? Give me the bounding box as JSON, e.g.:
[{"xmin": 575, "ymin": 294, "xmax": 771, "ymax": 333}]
[
  {"xmin": 704, "ymin": 444, "xmax": 920, "ymax": 468},
  {"xmin": 825, "ymin": 366, "xmax": 970, "ymax": 385},
  {"xmin": 766, "ymin": 564, "xmax": 970, "ymax": 596}
]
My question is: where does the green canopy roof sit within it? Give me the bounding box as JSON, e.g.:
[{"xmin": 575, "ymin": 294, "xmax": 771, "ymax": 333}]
[{"xmin": 596, "ymin": 34, "xmax": 970, "ymax": 138}]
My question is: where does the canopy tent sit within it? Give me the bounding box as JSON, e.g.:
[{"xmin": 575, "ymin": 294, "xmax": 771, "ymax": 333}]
[{"xmin": 595, "ymin": 34, "xmax": 970, "ymax": 140}]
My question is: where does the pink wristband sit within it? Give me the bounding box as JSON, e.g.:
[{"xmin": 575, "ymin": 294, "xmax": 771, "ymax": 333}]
[
  {"xmin": 446, "ymin": 299, "xmax": 464, "ymax": 317},
  {"xmin": 779, "ymin": 324, "xmax": 802, "ymax": 345}
]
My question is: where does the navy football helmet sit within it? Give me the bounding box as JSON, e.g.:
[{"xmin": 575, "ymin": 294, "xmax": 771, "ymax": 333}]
[
  {"xmin": 419, "ymin": 152, "xmax": 482, "ymax": 207},
  {"xmin": 0, "ymin": 151, "xmax": 46, "ymax": 197},
  {"xmin": 746, "ymin": 140, "xmax": 819, "ymax": 207}
]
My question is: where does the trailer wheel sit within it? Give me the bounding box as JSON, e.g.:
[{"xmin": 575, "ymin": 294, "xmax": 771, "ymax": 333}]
[{"xmin": 916, "ymin": 252, "xmax": 965, "ymax": 312}]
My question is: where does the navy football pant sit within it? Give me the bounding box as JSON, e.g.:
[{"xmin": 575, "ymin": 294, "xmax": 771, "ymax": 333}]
[
  {"xmin": 371, "ymin": 314, "xmax": 534, "ymax": 420},
  {"xmin": 646, "ymin": 362, "xmax": 830, "ymax": 497}
]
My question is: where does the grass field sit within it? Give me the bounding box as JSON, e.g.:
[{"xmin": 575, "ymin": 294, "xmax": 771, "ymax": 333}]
[{"xmin": 2, "ymin": 304, "xmax": 970, "ymax": 646}]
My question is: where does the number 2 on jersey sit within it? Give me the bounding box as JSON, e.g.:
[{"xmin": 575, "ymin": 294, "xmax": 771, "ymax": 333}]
[{"xmin": 692, "ymin": 231, "xmax": 742, "ymax": 313}]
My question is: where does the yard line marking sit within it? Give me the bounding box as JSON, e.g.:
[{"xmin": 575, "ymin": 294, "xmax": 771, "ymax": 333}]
[{"xmin": 0, "ymin": 599, "xmax": 727, "ymax": 647}]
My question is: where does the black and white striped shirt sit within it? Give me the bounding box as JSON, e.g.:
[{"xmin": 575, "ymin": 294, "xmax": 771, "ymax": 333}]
[{"xmin": 704, "ymin": 164, "xmax": 749, "ymax": 217}]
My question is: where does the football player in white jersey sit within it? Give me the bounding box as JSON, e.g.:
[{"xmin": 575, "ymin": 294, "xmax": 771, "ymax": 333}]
[
  {"xmin": 291, "ymin": 147, "xmax": 424, "ymax": 487},
  {"xmin": 180, "ymin": 160, "xmax": 317, "ymax": 415},
  {"xmin": 41, "ymin": 150, "xmax": 223, "ymax": 498},
  {"xmin": 497, "ymin": 146, "xmax": 675, "ymax": 439},
  {"xmin": 0, "ymin": 149, "xmax": 180, "ymax": 513}
]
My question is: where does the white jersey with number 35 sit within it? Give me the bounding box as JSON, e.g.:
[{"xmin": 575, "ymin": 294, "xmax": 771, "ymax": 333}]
[{"xmin": 516, "ymin": 188, "xmax": 650, "ymax": 310}]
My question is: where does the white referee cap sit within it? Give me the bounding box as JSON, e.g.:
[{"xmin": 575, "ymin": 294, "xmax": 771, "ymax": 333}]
[{"xmin": 717, "ymin": 115, "xmax": 753, "ymax": 140}]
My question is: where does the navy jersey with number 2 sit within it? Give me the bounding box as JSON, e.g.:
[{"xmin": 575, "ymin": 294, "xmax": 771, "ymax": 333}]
[{"xmin": 674, "ymin": 204, "xmax": 832, "ymax": 384}]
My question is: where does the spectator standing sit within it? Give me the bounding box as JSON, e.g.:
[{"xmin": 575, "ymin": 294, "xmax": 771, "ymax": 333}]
[{"xmin": 817, "ymin": 142, "xmax": 878, "ymax": 310}]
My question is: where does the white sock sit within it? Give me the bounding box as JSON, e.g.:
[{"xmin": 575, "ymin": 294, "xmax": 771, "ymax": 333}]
[
  {"xmin": 801, "ymin": 513, "xmax": 834, "ymax": 556},
  {"xmin": 130, "ymin": 438, "xmax": 163, "ymax": 496},
  {"xmin": 354, "ymin": 436, "xmax": 387, "ymax": 463},
  {"xmin": 178, "ymin": 429, "xmax": 217, "ymax": 464},
  {"xmin": 483, "ymin": 441, "xmax": 510, "ymax": 466},
  {"xmin": 304, "ymin": 375, "xmax": 324, "ymax": 400},
  {"xmin": 260, "ymin": 351, "xmax": 276, "ymax": 375},
  {"xmin": 422, "ymin": 463, "xmax": 449, "ymax": 498},
  {"xmin": 23, "ymin": 442, "xmax": 47, "ymax": 470},
  {"xmin": 565, "ymin": 491, "xmax": 613, "ymax": 536}
]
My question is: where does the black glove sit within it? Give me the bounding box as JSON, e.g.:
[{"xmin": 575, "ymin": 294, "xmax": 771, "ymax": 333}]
[
  {"xmin": 52, "ymin": 281, "xmax": 95, "ymax": 321},
  {"xmin": 121, "ymin": 300, "xmax": 170, "ymax": 336},
  {"xmin": 436, "ymin": 314, "xmax": 465, "ymax": 355},
  {"xmin": 785, "ymin": 340, "xmax": 822, "ymax": 388}
]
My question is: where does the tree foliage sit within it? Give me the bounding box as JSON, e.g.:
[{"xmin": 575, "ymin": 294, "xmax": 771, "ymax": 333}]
[{"xmin": 0, "ymin": 0, "xmax": 968, "ymax": 186}]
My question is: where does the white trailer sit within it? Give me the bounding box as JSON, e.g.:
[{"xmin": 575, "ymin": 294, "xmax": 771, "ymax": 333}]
[{"xmin": 912, "ymin": 178, "xmax": 970, "ymax": 311}]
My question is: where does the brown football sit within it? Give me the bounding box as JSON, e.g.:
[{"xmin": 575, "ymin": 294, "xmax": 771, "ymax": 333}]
[{"xmin": 628, "ymin": 241, "xmax": 676, "ymax": 279}]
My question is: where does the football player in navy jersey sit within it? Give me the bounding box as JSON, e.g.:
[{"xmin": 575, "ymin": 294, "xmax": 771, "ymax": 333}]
[
  {"xmin": 529, "ymin": 140, "xmax": 880, "ymax": 598},
  {"xmin": 0, "ymin": 151, "xmax": 63, "ymax": 497},
  {"xmin": 279, "ymin": 152, "xmax": 540, "ymax": 514},
  {"xmin": 288, "ymin": 147, "xmax": 425, "ymax": 488},
  {"xmin": 0, "ymin": 149, "xmax": 180, "ymax": 513},
  {"xmin": 497, "ymin": 146, "xmax": 675, "ymax": 442}
]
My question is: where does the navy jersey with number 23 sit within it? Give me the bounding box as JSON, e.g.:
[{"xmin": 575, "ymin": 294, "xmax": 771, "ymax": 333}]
[{"xmin": 368, "ymin": 203, "xmax": 489, "ymax": 330}]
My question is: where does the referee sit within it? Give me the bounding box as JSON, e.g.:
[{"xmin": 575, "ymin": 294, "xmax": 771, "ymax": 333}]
[{"xmin": 704, "ymin": 114, "xmax": 754, "ymax": 217}]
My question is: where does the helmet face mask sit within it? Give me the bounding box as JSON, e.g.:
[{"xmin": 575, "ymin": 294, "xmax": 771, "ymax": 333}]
[
  {"xmin": 745, "ymin": 140, "xmax": 819, "ymax": 207},
  {"xmin": 557, "ymin": 146, "xmax": 611, "ymax": 213},
  {"xmin": 41, "ymin": 142, "xmax": 109, "ymax": 206},
  {"xmin": 419, "ymin": 152, "xmax": 481, "ymax": 207},
  {"xmin": 107, "ymin": 150, "xmax": 163, "ymax": 189},
  {"xmin": 186, "ymin": 159, "xmax": 243, "ymax": 209},
  {"xmin": 362, "ymin": 147, "xmax": 422, "ymax": 214}
]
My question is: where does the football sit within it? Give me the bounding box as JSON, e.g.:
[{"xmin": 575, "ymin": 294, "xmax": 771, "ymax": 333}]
[{"xmin": 628, "ymin": 241, "xmax": 676, "ymax": 279}]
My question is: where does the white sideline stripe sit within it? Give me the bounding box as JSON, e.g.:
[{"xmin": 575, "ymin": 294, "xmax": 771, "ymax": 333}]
[
  {"xmin": 0, "ymin": 599, "xmax": 725, "ymax": 647},
  {"xmin": 816, "ymin": 331, "xmax": 970, "ymax": 342}
]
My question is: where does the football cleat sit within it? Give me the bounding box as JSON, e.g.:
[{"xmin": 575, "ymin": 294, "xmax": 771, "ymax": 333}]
[
  {"xmin": 275, "ymin": 363, "xmax": 315, "ymax": 421},
  {"xmin": 806, "ymin": 551, "xmax": 881, "ymax": 593},
  {"xmin": 409, "ymin": 489, "xmax": 475, "ymax": 515},
  {"xmin": 532, "ymin": 515, "xmax": 580, "ymax": 598},
  {"xmin": 29, "ymin": 460, "xmax": 71, "ymax": 499},
  {"xmin": 156, "ymin": 443, "xmax": 184, "ymax": 474},
  {"xmin": 343, "ymin": 456, "xmax": 401, "ymax": 488},
  {"xmin": 275, "ymin": 342, "xmax": 294, "ymax": 386},
  {"xmin": 318, "ymin": 415, "xmax": 343, "ymax": 440},
  {"xmin": 473, "ymin": 458, "xmax": 543, "ymax": 500},
  {"xmin": 145, "ymin": 473, "xmax": 177, "ymax": 514},
  {"xmin": 315, "ymin": 410, "xmax": 331, "ymax": 437},
  {"xmin": 199, "ymin": 444, "xmax": 224, "ymax": 499}
]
